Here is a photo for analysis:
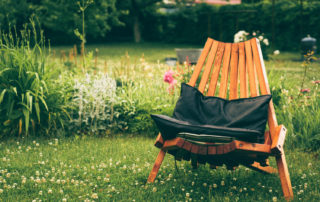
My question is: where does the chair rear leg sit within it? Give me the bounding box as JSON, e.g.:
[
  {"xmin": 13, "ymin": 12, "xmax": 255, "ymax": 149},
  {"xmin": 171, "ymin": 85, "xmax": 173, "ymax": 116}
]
[
  {"xmin": 245, "ymin": 162, "xmax": 277, "ymax": 174},
  {"xmin": 276, "ymin": 151, "xmax": 293, "ymax": 200},
  {"xmin": 147, "ymin": 149, "xmax": 166, "ymax": 183}
]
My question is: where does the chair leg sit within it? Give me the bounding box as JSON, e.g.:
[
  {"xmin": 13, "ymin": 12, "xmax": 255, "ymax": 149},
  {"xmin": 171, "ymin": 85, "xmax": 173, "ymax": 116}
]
[
  {"xmin": 147, "ymin": 149, "xmax": 166, "ymax": 183},
  {"xmin": 276, "ymin": 151, "xmax": 294, "ymax": 200}
]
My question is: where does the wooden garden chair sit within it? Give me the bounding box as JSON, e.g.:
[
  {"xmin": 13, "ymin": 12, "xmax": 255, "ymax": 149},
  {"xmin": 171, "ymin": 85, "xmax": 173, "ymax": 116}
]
[{"xmin": 147, "ymin": 38, "xmax": 293, "ymax": 200}]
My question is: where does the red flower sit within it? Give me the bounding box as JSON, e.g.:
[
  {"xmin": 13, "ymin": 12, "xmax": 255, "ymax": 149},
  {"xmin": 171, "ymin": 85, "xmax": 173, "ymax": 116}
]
[
  {"xmin": 312, "ymin": 80, "xmax": 320, "ymax": 84},
  {"xmin": 300, "ymin": 88, "xmax": 311, "ymax": 93}
]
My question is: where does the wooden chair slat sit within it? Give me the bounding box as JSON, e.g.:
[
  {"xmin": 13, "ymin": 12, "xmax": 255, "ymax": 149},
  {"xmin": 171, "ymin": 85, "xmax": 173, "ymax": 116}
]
[
  {"xmin": 199, "ymin": 40, "xmax": 219, "ymax": 93},
  {"xmin": 209, "ymin": 43, "xmax": 231, "ymax": 97},
  {"xmin": 250, "ymin": 38, "xmax": 278, "ymax": 144},
  {"xmin": 244, "ymin": 41, "xmax": 258, "ymax": 97},
  {"xmin": 188, "ymin": 38, "xmax": 214, "ymax": 87},
  {"xmin": 218, "ymin": 43, "xmax": 230, "ymax": 98},
  {"xmin": 250, "ymin": 38, "xmax": 269, "ymax": 95},
  {"xmin": 229, "ymin": 43, "xmax": 239, "ymax": 100},
  {"xmin": 207, "ymin": 43, "xmax": 225, "ymax": 96},
  {"xmin": 238, "ymin": 42, "xmax": 248, "ymax": 98}
]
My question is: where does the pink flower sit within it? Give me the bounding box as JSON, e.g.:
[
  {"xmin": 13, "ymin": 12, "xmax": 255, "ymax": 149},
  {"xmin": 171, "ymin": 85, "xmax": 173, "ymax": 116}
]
[
  {"xmin": 163, "ymin": 70, "xmax": 177, "ymax": 94},
  {"xmin": 300, "ymin": 88, "xmax": 311, "ymax": 93},
  {"xmin": 163, "ymin": 70, "xmax": 175, "ymax": 84},
  {"xmin": 312, "ymin": 80, "xmax": 320, "ymax": 84}
]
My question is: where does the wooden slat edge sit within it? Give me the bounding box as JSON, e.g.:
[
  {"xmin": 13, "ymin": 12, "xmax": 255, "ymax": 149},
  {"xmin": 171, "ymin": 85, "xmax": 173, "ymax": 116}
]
[
  {"xmin": 207, "ymin": 43, "xmax": 225, "ymax": 96},
  {"xmin": 239, "ymin": 42, "xmax": 248, "ymax": 98},
  {"xmin": 198, "ymin": 40, "xmax": 219, "ymax": 93},
  {"xmin": 188, "ymin": 38, "xmax": 214, "ymax": 87},
  {"xmin": 244, "ymin": 40, "xmax": 258, "ymax": 97},
  {"xmin": 229, "ymin": 43, "xmax": 239, "ymax": 100}
]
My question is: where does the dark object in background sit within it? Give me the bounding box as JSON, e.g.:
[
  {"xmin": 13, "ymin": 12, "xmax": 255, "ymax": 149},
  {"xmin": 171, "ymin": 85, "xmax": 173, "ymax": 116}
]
[
  {"xmin": 175, "ymin": 49, "xmax": 202, "ymax": 64},
  {"xmin": 301, "ymin": 35, "xmax": 317, "ymax": 56},
  {"xmin": 165, "ymin": 57, "xmax": 177, "ymax": 66}
]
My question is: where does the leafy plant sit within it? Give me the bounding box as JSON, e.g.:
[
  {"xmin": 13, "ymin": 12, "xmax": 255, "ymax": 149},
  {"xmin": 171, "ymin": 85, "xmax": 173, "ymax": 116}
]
[
  {"xmin": 0, "ymin": 22, "xmax": 70, "ymax": 137},
  {"xmin": 69, "ymin": 72, "xmax": 118, "ymax": 135}
]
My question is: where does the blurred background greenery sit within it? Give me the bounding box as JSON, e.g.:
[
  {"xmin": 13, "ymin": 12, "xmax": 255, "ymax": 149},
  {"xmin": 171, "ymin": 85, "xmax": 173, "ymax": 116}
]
[{"xmin": 0, "ymin": 0, "xmax": 319, "ymax": 51}]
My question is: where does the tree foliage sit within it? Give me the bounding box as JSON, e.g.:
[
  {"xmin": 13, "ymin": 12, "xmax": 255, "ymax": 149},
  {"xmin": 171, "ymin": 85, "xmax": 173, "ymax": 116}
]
[{"xmin": 0, "ymin": 0, "xmax": 123, "ymax": 43}]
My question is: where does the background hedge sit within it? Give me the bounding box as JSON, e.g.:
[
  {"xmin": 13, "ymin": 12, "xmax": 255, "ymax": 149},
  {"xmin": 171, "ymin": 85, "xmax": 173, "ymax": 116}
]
[{"xmin": 1, "ymin": 0, "xmax": 320, "ymax": 51}]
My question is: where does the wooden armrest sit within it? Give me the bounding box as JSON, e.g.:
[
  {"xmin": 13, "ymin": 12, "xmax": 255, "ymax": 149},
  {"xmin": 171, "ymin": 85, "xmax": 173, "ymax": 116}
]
[
  {"xmin": 271, "ymin": 125, "xmax": 287, "ymax": 154},
  {"xmin": 154, "ymin": 133, "xmax": 164, "ymax": 148}
]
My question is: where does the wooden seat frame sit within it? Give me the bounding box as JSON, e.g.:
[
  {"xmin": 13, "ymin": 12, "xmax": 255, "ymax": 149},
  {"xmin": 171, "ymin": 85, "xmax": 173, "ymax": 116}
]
[{"xmin": 147, "ymin": 38, "xmax": 293, "ymax": 200}]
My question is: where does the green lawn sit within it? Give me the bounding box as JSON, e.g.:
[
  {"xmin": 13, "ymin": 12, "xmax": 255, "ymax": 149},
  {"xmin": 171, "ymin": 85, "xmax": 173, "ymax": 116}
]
[
  {"xmin": 52, "ymin": 42, "xmax": 202, "ymax": 63},
  {"xmin": 0, "ymin": 136, "xmax": 319, "ymax": 201}
]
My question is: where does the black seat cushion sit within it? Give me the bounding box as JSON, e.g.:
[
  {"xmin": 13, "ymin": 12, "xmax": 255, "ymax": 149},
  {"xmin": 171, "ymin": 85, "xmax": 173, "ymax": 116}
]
[{"xmin": 151, "ymin": 83, "xmax": 271, "ymax": 143}]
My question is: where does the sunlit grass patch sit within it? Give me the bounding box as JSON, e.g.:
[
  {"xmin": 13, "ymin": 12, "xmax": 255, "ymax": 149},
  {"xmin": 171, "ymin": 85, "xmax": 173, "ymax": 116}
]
[{"xmin": 0, "ymin": 137, "xmax": 319, "ymax": 201}]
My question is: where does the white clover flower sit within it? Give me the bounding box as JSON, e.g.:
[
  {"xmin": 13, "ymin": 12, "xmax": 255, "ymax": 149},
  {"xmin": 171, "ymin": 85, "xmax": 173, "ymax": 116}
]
[
  {"xmin": 263, "ymin": 38, "xmax": 269, "ymax": 46},
  {"xmin": 91, "ymin": 193, "xmax": 98, "ymax": 199},
  {"xmin": 221, "ymin": 181, "xmax": 225, "ymax": 186},
  {"xmin": 0, "ymin": 189, "xmax": 3, "ymax": 194},
  {"xmin": 152, "ymin": 187, "xmax": 157, "ymax": 192},
  {"xmin": 39, "ymin": 190, "xmax": 43, "ymax": 195},
  {"xmin": 258, "ymin": 35, "xmax": 264, "ymax": 41},
  {"xmin": 48, "ymin": 189, "xmax": 52, "ymax": 194},
  {"xmin": 273, "ymin": 50, "xmax": 280, "ymax": 55},
  {"xmin": 186, "ymin": 193, "xmax": 190, "ymax": 198},
  {"xmin": 272, "ymin": 196, "xmax": 277, "ymax": 201}
]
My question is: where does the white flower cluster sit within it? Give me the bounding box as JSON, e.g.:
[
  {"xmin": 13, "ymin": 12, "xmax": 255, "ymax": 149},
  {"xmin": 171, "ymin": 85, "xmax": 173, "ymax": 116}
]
[
  {"xmin": 234, "ymin": 30, "xmax": 249, "ymax": 43},
  {"xmin": 73, "ymin": 72, "xmax": 117, "ymax": 129},
  {"xmin": 234, "ymin": 30, "xmax": 270, "ymax": 47}
]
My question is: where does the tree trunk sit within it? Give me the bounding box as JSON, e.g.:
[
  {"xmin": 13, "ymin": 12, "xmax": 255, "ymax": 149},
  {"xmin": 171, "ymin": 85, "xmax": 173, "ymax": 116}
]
[
  {"xmin": 131, "ymin": 0, "xmax": 141, "ymax": 43},
  {"xmin": 133, "ymin": 15, "xmax": 141, "ymax": 43}
]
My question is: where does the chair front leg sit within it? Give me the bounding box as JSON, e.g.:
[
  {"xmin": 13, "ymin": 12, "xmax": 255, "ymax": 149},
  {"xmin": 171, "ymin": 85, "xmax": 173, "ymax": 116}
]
[
  {"xmin": 276, "ymin": 150, "xmax": 293, "ymax": 200},
  {"xmin": 147, "ymin": 149, "xmax": 166, "ymax": 183}
]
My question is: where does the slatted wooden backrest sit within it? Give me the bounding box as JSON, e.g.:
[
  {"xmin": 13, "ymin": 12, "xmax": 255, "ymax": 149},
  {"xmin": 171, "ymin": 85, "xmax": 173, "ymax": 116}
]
[{"xmin": 188, "ymin": 38, "xmax": 278, "ymax": 146}]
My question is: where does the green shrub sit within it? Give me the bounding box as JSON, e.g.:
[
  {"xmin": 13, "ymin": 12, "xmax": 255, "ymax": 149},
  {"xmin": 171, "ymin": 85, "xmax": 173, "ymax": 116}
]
[{"xmin": 0, "ymin": 24, "xmax": 70, "ymax": 137}]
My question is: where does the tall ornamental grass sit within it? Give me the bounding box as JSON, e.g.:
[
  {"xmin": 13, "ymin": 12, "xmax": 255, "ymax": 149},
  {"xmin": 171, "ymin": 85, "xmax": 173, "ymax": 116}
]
[{"xmin": 0, "ymin": 24, "xmax": 70, "ymax": 137}]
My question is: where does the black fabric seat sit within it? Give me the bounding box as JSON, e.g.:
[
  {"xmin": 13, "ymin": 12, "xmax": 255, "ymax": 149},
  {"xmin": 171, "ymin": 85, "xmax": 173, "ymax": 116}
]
[{"xmin": 151, "ymin": 83, "xmax": 272, "ymax": 143}]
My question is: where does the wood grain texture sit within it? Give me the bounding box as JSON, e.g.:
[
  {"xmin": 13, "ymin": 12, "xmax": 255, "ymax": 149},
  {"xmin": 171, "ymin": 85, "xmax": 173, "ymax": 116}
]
[
  {"xmin": 276, "ymin": 151, "xmax": 294, "ymax": 200},
  {"xmin": 238, "ymin": 42, "xmax": 248, "ymax": 98},
  {"xmin": 207, "ymin": 42, "xmax": 225, "ymax": 96},
  {"xmin": 199, "ymin": 40, "xmax": 219, "ymax": 93},
  {"xmin": 218, "ymin": 43, "xmax": 230, "ymax": 98},
  {"xmin": 244, "ymin": 41, "xmax": 258, "ymax": 97},
  {"xmin": 188, "ymin": 38, "xmax": 214, "ymax": 87},
  {"xmin": 250, "ymin": 38, "xmax": 279, "ymax": 146},
  {"xmin": 229, "ymin": 43, "xmax": 239, "ymax": 100},
  {"xmin": 147, "ymin": 149, "xmax": 166, "ymax": 182}
]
